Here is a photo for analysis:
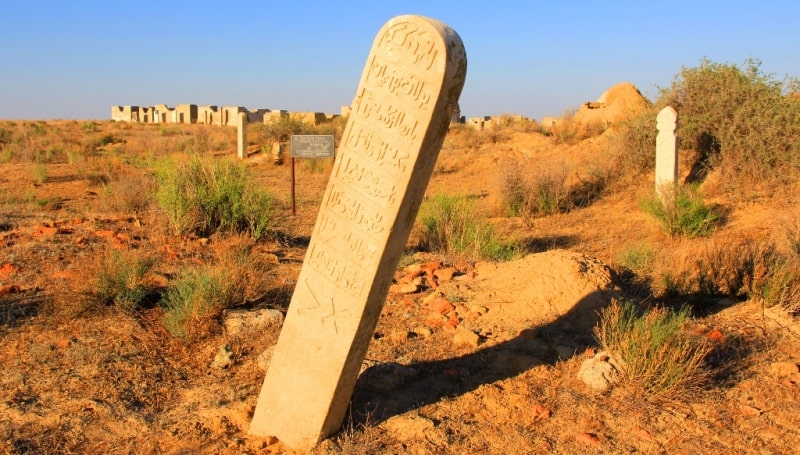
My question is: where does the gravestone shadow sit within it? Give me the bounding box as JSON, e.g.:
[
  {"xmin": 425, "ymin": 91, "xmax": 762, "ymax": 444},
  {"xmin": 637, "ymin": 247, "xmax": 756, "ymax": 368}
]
[{"xmin": 349, "ymin": 289, "xmax": 611, "ymax": 426}]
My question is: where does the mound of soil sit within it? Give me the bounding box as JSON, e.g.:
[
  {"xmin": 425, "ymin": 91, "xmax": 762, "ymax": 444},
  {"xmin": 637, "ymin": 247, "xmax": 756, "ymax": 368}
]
[{"xmin": 573, "ymin": 82, "xmax": 650, "ymax": 126}]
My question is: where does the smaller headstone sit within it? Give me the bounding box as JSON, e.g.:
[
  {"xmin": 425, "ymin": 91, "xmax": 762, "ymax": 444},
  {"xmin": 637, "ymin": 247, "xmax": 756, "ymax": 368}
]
[
  {"xmin": 272, "ymin": 142, "xmax": 285, "ymax": 165},
  {"xmin": 237, "ymin": 112, "xmax": 248, "ymax": 159},
  {"xmin": 655, "ymin": 106, "xmax": 679, "ymax": 198}
]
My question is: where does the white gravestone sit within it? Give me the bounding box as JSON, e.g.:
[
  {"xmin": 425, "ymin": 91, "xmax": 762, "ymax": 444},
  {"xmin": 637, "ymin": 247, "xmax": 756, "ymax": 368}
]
[
  {"xmin": 655, "ymin": 106, "xmax": 679, "ymax": 197},
  {"xmin": 249, "ymin": 14, "xmax": 467, "ymax": 450}
]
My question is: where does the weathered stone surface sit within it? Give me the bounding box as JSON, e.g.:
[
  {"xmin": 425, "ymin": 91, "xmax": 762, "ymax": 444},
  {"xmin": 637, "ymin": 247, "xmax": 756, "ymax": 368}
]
[
  {"xmin": 211, "ymin": 345, "xmax": 234, "ymax": 369},
  {"xmin": 223, "ymin": 308, "xmax": 284, "ymax": 337},
  {"xmin": 452, "ymin": 327, "xmax": 480, "ymax": 347},
  {"xmin": 655, "ymin": 106, "xmax": 678, "ymax": 197},
  {"xmin": 249, "ymin": 15, "xmax": 466, "ymax": 450},
  {"xmin": 577, "ymin": 350, "xmax": 620, "ymax": 391},
  {"xmin": 237, "ymin": 112, "xmax": 247, "ymax": 159}
]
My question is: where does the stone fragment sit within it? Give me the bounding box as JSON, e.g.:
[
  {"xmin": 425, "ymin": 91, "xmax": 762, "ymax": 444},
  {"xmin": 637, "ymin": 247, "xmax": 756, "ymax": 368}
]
[
  {"xmin": 452, "ymin": 327, "xmax": 480, "ymax": 347},
  {"xmin": 433, "ymin": 267, "xmax": 455, "ymax": 282},
  {"xmin": 577, "ymin": 350, "xmax": 620, "ymax": 391},
  {"xmin": 212, "ymin": 345, "xmax": 234, "ymax": 369},
  {"xmin": 223, "ymin": 308, "xmax": 284, "ymax": 337},
  {"xmin": 575, "ymin": 432, "xmax": 601, "ymax": 447},
  {"xmin": 389, "ymin": 282, "xmax": 419, "ymax": 294},
  {"xmin": 413, "ymin": 326, "xmax": 433, "ymax": 338}
]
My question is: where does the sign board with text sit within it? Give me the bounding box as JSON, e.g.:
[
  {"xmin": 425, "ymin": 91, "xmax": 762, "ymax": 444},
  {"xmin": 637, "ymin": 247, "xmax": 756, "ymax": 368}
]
[{"xmin": 290, "ymin": 135, "xmax": 335, "ymax": 159}]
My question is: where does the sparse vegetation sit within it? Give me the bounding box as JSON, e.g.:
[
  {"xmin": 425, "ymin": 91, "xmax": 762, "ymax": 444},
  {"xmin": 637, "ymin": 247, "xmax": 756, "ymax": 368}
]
[
  {"xmin": 162, "ymin": 246, "xmax": 272, "ymax": 340},
  {"xmin": 87, "ymin": 250, "xmax": 156, "ymax": 312},
  {"xmin": 595, "ymin": 300, "xmax": 711, "ymax": 400},
  {"xmin": 640, "ymin": 184, "xmax": 717, "ymax": 238},
  {"xmin": 418, "ymin": 193, "xmax": 516, "ymax": 261},
  {"xmin": 154, "ymin": 155, "xmax": 276, "ymax": 240}
]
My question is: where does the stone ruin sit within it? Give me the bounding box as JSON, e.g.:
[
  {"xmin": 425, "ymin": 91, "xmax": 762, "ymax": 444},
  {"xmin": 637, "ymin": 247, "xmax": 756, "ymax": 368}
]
[{"xmin": 110, "ymin": 104, "xmax": 344, "ymax": 127}]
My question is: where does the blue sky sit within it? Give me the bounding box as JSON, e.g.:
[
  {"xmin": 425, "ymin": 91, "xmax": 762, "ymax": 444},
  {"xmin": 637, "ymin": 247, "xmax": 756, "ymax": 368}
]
[{"xmin": 1, "ymin": 1, "xmax": 798, "ymax": 121}]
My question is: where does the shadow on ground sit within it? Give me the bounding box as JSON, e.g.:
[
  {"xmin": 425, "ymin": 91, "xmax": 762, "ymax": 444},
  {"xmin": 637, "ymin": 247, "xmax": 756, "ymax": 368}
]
[{"xmin": 349, "ymin": 289, "xmax": 609, "ymax": 427}]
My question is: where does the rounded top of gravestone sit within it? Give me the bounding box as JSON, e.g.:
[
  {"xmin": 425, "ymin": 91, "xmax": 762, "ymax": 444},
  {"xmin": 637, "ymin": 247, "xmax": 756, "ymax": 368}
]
[{"xmin": 657, "ymin": 105, "xmax": 678, "ymax": 124}]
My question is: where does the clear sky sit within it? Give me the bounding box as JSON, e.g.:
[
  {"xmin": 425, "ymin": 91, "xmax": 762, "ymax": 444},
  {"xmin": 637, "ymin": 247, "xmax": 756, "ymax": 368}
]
[{"xmin": 1, "ymin": 1, "xmax": 798, "ymax": 121}]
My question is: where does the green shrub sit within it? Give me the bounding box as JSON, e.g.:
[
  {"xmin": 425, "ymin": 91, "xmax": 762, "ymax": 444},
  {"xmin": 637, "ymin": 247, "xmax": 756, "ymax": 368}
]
[
  {"xmin": 595, "ymin": 300, "xmax": 710, "ymax": 400},
  {"xmin": 161, "ymin": 247, "xmax": 270, "ymax": 339},
  {"xmin": 91, "ymin": 250, "xmax": 156, "ymax": 311},
  {"xmin": 641, "ymin": 184, "xmax": 717, "ymax": 238},
  {"xmin": 154, "ymin": 156, "xmax": 276, "ymax": 240},
  {"xmin": 659, "ymin": 58, "xmax": 800, "ymax": 189},
  {"xmin": 607, "ymin": 105, "xmax": 659, "ymax": 177},
  {"xmin": 418, "ymin": 193, "xmax": 516, "ymax": 261},
  {"xmin": 162, "ymin": 267, "xmax": 234, "ymax": 339}
]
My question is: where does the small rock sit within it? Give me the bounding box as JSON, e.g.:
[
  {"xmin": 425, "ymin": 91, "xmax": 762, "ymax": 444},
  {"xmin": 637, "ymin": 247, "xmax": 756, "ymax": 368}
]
[
  {"xmin": 212, "ymin": 345, "xmax": 234, "ymax": 369},
  {"xmin": 429, "ymin": 297, "xmax": 454, "ymax": 314},
  {"xmin": 632, "ymin": 426, "xmax": 654, "ymax": 441},
  {"xmin": 452, "ymin": 327, "xmax": 480, "ymax": 347},
  {"xmin": 707, "ymin": 328, "xmax": 724, "ymax": 342},
  {"xmin": 223, "ymin": 308, "xmax": 284, "ymax": 337},
  {"xmin": 413, "ymin": 326, "xmax": 433, "ymax": 338},
  {"xmin": 433, "ymin": 267, "xmax": 455, "ymax": 282},
  {"xmin": 491, "ymin": 350, "xmax": 540, "ymax": 375},
  {"xmin": 468, "ymin": 303, "xmax": 488, "ymax": 315},
  {"xmin": 575, "ymin": 432, "xmax": 601, "ymax": 447},
  {"xmin": 739, "ymin": 404, "xmax": 762, "ymax": 417},
  {"xmin": 388, "ymin": 330, "xmax": 411, "ymax": 343},
  {"xmin": 421, "ymin": 290, "xmax": 443, "ymax": 304},
  {"xmin": 425, "ymin": 313, "xmax": 446, "ymax": 328},
  {"xmin": 531, "ymin": 403, "xmax": 551, "ymax": 421},
  {"xmin": 577, "ymin": 350, "xmax": 620, "ymax": 391},
  {"xmin": 390, "ymin": 283, "xmax": 418, "ymax": 294}
]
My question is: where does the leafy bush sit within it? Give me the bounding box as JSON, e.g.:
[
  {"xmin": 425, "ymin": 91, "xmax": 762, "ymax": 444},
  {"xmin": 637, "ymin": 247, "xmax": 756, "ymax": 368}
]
[
  {"xmin": 154, "ymin": 156, "xmax": 276, "ymax": 240},
  {"xmin": 607, "ymin": 106, "xmax": 659, "ymax": 178},
  {"xmin": 641, "ymin": 184, "xmax": 717, "ymax": 238},
  {"xmin": 662, "ymin": 59, "xmax": 800, "ymax": 188},
  {"xmin": 595, "ymin": 300, "xmax": 710, "ymax": 400},
  {"xmin": 90, "ymin": 250, "xmax": 156, "ymax": 311},
  {"xmin": 418, "ymin": 193, "xmax": 516, "ymax": 261}
]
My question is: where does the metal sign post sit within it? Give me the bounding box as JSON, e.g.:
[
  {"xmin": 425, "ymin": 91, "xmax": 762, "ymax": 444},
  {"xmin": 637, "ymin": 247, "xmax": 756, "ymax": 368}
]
[{"xmin": 289, "ymin": 135, "xmax": 335, "ymax": 217}]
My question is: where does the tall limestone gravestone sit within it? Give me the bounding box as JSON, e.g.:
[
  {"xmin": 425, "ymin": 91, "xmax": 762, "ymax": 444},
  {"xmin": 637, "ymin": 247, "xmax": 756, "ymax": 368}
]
[
  {"xmin": 249, "ymin": 15, "xmax": 467, "ymax": 449},
  {"xmin": 655, "ymin": 106, "xmax": 679, "ymax": 198}
]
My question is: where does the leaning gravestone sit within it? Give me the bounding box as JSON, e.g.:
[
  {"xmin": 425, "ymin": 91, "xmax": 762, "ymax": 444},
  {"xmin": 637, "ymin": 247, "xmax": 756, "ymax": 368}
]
[
  {"xmin": 237, "ymin": 112, "xmax": 248, "ymax": 159},
  {"xmin": 655, "ymin": 106, "xmax": 678, "ymax": 198},
  {"xmin": 249, "ymin": 14, "xmax": 467, "ymax": 449}
]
